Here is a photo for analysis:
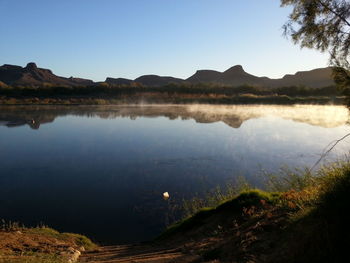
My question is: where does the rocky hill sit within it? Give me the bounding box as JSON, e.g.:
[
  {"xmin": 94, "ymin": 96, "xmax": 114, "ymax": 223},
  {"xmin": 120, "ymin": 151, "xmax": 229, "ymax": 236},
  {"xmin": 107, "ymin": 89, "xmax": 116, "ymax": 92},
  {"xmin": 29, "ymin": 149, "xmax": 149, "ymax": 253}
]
[
  {"xmin": 268, "ymin": 67, "xmax": 334, "ymax": 88},
  {"xmin": 0, "ymin": 62, "xmax": 336, "ymax": 88},
  {"xmin": 186, "ymin": 65, "xmax": 335, "ymax": 88},
  {"xmin": 105, "ymin": 77, "xmax": 133, "ymax": 85},
  {"xmin": 134, "ymin": 75, "xmax": 184, "ymax": 87},
  {"xmin": 0, "ymin": 63, "xmax": 94, "ymax": 87}
]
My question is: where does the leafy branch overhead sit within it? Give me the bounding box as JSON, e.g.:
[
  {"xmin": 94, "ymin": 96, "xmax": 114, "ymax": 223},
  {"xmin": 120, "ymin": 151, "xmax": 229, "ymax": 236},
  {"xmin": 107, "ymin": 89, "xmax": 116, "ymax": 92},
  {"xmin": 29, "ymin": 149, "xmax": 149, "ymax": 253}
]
[{"xmin": 281, "ymin": 0, "xmax": 350, "ymax": 88}]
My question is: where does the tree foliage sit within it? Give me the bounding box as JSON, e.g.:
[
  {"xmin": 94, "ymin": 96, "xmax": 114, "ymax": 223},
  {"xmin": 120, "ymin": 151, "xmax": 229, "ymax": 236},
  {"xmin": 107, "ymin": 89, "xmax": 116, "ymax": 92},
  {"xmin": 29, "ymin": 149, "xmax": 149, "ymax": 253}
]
[{"xmin": 281, "ymin": 0, "xmax": 350, "ymax": 88}]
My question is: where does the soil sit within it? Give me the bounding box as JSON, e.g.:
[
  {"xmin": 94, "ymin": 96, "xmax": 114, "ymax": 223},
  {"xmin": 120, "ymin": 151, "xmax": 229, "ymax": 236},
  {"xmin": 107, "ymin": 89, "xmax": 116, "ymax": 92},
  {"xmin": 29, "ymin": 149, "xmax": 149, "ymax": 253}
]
[{"xmin": 80, "ymin": 207, "xmax": 291, "ymax": 263}]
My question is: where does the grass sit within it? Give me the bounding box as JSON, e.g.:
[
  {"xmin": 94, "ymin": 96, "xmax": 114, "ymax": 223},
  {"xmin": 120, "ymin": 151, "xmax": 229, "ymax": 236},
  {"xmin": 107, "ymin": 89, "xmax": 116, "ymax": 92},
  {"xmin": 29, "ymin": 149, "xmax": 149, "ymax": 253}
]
[
  {"xmin": 159, "ymin": 160, "xmax": 350, "ymax": 262},
  {"xmin": 271, "ymin": 160, "xmax": 350, "ymax": 263},
  {"xmin": 0, "ymin": 253, "xmax": 66, "ymax": 263},
  {"xmin": 0, "ymin": 224, "xmax": 96, "ymax": 263},
  {"xmin": 181, "ymin": 176, "xmax": 252, "ymax": 217},
  {"xmin": 0, "ymin": 82, "xmax": 347, "ymax": 106},
  {"xmin": 1, "ymin": 159, "xmax": 349, "ymax": 262},
  {"xmin": 180, "ymin": 167, "xmax": 312, "ymax": 219},
  {"xmin": 0, "ymin": 222, "xmax": 95, "ymax": 251},
  {"xmin": 158, "ymin": 189, "xmax": 280, "ymax": 239},
  {"xmin": 0, "ymin": 94, "xmax": 345, "ymax": 106},
  {"xmin": 26, "ymin": 227, "xmax": 96, "ymax": 250}
]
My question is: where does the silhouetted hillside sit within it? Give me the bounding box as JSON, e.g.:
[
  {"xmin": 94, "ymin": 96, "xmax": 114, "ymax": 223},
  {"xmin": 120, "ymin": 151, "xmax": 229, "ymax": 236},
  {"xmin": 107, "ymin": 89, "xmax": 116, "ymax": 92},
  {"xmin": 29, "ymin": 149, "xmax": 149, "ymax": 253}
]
[
  {"xmin": 105, "ymin": 77, "xmax": 133, "ymax": 85},
  {"xmin": 268, "ymin": 67, "xmax": 335, "ymax": 88},
  {"xmin": 0, "ymin": 63, "xmax": 94, "ymax": 87},
  {"xmin": 187, "ymin": 65, "xmax": 270, "ymax": 86},
  {"xmin": 134, "ymin": 75, "xmax": 184, "ymax": 87},
  {"xmin": 0, "ymin": 62, "xmax": 336, "ymax": 88},
  {"xmin": 187, "ymin": 65, "xmax": 335, "ymax": 88}
]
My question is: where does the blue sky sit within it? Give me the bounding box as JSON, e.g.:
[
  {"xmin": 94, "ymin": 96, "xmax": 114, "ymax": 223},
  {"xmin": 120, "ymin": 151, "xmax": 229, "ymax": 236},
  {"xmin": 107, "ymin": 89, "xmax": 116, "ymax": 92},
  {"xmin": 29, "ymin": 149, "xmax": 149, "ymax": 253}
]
[{"xmin": 0, "ymin": 0, "xmax": 329, "ymax": 81}]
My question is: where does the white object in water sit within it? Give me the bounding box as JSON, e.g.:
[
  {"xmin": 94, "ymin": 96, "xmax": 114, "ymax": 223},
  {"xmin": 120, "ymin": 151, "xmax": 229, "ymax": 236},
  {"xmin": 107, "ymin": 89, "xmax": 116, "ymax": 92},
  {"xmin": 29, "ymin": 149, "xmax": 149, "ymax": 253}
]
[{"xmin": 163, "ymin": 192, "xmax": 170, "ymax": 200}]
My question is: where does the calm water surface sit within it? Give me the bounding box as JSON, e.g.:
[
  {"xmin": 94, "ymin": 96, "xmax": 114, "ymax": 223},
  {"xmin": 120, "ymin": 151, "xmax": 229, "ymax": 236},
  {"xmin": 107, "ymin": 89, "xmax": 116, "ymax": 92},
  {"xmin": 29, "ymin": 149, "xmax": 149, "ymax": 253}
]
[{"xmin": 0, "ymin": 104, "xmax": 349, "ymax": 244}]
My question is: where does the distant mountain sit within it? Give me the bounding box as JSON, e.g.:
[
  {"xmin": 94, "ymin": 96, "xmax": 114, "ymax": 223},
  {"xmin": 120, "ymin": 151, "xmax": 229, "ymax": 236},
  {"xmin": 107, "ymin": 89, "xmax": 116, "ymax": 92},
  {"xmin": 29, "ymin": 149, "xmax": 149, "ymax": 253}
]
[
  {"xmin": 187, "ymin": 65, "xmax": 270, "ymax": 86},
  {"xmin": 105, "ymin": 75, "xmax": 185, "ymax": 87},
  {"xmin": 186, "ymin": 70, "xmax": 222, "ymax": 83},
  {"xmin": 0, "ymin": 63, "xmax": 94, "ymax": 87},
  {"xmin": 186, "ymin": 65, "xmax": 334, "ymax": 88},
  {"xmin": 134, "ymin": 75, "xmax": 184, "ymax": 87},
  {"xmin": 67, "ymin": 77, "xmax": 94, "ymax": 86},
  {"xmin": 0, "ymin": 62, "xmax": 336, "ymax": 88},
  {"xmin": 266, "ymin": 67, "xmax": 335, "ymax": 88},
  {"xmin": 105, "ymin": 77, "xmax": 133, "ymax": 85}
]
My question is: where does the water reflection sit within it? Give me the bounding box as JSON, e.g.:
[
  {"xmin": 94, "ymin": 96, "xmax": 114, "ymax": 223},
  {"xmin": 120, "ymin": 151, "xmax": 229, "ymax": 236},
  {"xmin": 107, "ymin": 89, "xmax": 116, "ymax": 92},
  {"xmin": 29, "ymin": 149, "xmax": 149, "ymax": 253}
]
[
  {"xmin": 0, "ymin": 104, "xmax": 348, "ymax": 129},
  {"xmin": 0, "ymin": 104, "xmax": 349, "ymax": 244}
]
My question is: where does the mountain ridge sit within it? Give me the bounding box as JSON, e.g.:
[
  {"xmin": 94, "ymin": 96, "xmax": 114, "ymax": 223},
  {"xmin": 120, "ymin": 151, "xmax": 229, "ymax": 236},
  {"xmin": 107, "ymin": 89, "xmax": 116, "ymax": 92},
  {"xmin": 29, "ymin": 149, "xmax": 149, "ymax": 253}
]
[{"xmin": 0, "ymin": 62, "xmax": 335, "ymax": 88}]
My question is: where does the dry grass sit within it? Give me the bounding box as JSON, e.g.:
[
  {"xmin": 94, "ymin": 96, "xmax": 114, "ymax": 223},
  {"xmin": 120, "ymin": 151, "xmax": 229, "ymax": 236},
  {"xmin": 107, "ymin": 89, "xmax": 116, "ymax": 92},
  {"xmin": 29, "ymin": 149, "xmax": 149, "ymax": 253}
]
[
  {"xmin": 158, "ymin": 160, "xmax": 350, "ymax": 262},
  {"xmin": 0, "ymin": 225, "xmax": 96, "ymax": 263}
]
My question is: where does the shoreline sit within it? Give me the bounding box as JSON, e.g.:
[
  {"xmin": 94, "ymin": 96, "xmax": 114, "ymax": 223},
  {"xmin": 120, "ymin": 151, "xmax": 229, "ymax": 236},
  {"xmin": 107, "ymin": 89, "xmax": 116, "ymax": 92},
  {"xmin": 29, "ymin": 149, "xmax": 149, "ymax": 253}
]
[
  {"xmin": 2, "ymin": 160, "xmax": 350, "ymax": 262},
  {"xmin": 0, "ymin": 95, "xmax": 346, "ymax": 106}
]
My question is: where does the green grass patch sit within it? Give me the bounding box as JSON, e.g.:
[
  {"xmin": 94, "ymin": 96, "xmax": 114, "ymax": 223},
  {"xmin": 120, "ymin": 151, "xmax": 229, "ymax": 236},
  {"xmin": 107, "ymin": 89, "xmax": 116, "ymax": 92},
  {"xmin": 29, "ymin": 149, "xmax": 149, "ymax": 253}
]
[
  {"xmin": 160, "ymin": 160, "xmax": 350, "ymax": 248},
  {"xmin": 158, "ymin": 190, "xmax": 279, "ymax": 239},
  {"xmin": 25, "ymin": 227, "xmax": 96, "ymax": 250},
  {"xmin": 61, "ymin": 233, "xmax": 96, "ymax": 250}
]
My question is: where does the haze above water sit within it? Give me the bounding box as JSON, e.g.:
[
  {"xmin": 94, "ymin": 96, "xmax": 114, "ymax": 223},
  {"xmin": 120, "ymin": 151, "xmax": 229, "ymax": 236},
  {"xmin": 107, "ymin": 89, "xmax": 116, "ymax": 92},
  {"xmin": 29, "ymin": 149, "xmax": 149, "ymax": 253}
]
[{"xmin": 0, "ymin": 104, "xmax": 349, "ymax": 244}]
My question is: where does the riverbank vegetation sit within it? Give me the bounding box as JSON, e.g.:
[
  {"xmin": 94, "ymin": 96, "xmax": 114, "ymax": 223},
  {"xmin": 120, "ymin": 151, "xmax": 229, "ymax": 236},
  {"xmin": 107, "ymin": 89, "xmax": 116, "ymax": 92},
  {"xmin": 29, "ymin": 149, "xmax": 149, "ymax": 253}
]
[
  {"xmin": 0, "ymin": 223, "xmax": 96, "ymax": 263},
  {"xmin": 0, "ymin": 161, "xmax": 350, "ymax": 263},
  {"xmin": 0, "ymin": 84, "xmax": 347, "ymax": 105},
  {"xmin": 1, "ymin": 160, "xmax": 349, "ymax": 262},
  {"xmin": 157, "ymin": 160, "xmax": 350, "ymax": 262}
]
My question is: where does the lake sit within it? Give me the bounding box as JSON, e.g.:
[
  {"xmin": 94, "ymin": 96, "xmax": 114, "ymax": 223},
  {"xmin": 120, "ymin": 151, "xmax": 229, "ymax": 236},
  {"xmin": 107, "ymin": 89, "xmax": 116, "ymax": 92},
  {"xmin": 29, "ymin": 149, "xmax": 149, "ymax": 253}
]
[{"xmin": 0, "ymin": 104, "xmax": 349, "ymax": 244}]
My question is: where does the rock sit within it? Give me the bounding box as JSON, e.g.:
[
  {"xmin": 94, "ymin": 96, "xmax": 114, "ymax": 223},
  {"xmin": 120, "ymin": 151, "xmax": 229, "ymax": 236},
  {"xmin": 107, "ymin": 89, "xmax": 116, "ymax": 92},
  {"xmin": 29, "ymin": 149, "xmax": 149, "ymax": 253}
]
[
  {"xmin": 64, "ymin": 247, "xmax": 81, "ymax": 263},
  {"xmin": 163, "ymin": 192, "xmax": 170, "ymax": 200},
  {"xmin": 25, "ymin": 62, "xmax": 38, "ymax": 70},
  {"xmin": 0, "ymin": 62, "xmax": 95, "ymax": 87},
  {"xmin": 67, "ymin": 247, "xmax": 76, "ymax": 253}
]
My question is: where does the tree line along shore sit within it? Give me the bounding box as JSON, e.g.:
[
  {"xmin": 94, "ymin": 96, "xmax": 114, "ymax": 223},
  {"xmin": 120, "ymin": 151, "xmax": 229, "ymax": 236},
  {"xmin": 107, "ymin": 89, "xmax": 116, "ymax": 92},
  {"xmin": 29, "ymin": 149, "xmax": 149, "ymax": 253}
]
[{"xmin": 0, "ymin": 84, "xmax": 347, "ymax": 105}]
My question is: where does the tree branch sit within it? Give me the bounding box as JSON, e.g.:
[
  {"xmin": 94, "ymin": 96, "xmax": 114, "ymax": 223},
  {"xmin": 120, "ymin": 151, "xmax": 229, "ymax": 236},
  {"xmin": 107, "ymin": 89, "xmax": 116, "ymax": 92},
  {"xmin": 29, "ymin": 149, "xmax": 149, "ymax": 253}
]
[
  {"xmin": 310, "ymin": 132, "xmax": 350, "ymax": 171},
  {"xmin": 316, "ymin": 0, "xmax": 350, "ymax": 27}
]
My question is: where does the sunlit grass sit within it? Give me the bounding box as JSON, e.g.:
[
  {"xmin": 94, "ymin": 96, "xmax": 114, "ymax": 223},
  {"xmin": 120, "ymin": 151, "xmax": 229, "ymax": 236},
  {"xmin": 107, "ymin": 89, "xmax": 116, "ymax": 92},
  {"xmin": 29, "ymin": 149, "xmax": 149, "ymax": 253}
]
[
  {"xmin": 0, "ymin": 253, "xmax": 66, "ymax": 263},
  {"xmin": 0, "ymin": 224, "xmax": 96, "ymax": 263},
  {"xmin": 165, "ymin": 159, "xmax": 350, "ymax": 243}
]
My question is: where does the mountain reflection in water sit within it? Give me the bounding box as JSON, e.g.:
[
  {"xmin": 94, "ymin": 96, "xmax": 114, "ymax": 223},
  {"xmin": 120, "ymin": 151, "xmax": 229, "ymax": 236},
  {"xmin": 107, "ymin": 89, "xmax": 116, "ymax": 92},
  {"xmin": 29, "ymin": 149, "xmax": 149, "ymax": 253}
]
[{"xmin": 0, "ymin": 104, "xmax": 348, "ymax": 129}]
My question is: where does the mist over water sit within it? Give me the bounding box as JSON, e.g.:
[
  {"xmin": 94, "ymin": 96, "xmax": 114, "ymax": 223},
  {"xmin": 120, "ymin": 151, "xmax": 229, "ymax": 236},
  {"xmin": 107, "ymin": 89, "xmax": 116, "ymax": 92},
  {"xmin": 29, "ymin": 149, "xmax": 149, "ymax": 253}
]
[
  {"xmin": 0, "ymin": 104, "xmax": 349, "ymax": 244},
  {"xmin": 186, "ymin": 104, "xmax": 349, "ymax": 128}
]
